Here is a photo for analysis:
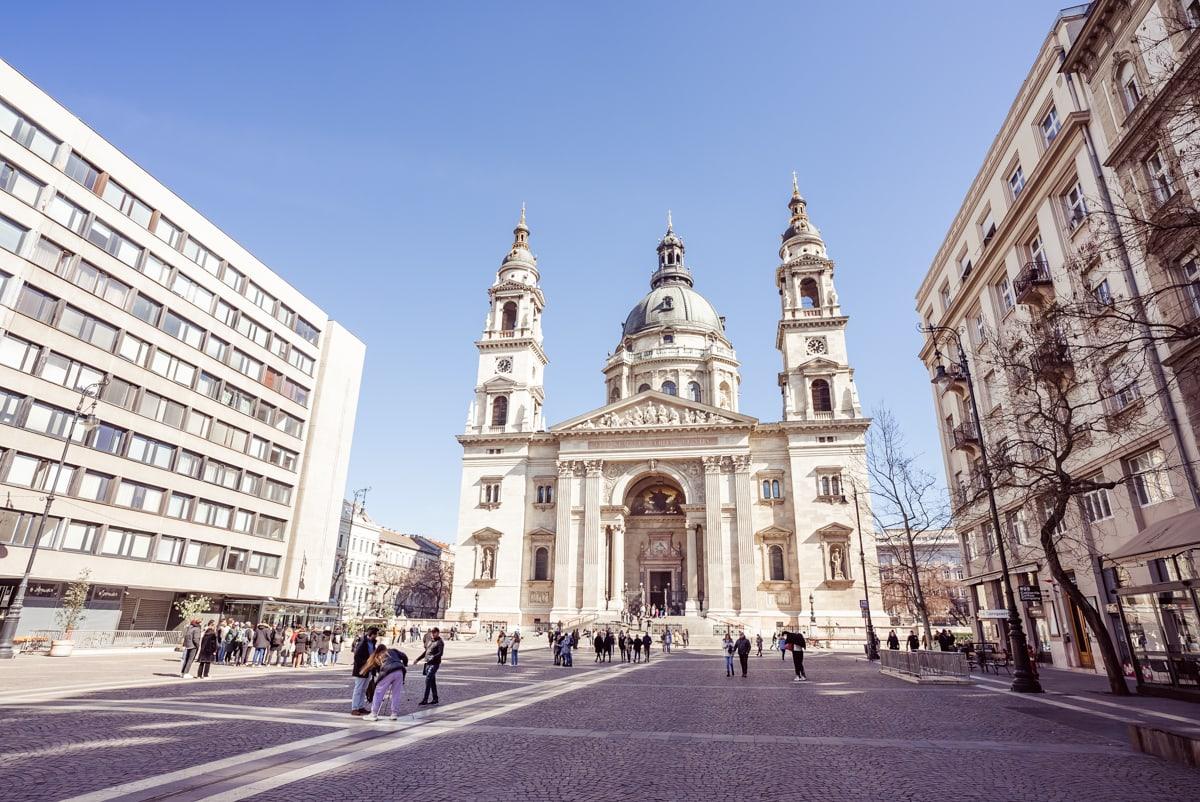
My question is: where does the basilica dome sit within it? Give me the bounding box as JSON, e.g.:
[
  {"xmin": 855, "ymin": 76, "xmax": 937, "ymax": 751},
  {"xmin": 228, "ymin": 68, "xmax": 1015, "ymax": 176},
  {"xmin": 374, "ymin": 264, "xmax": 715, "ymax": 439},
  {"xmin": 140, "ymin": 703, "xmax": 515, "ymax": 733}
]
[{"xmin": 622, "ymin": 284, "xmax": 724, "ymax": 337}]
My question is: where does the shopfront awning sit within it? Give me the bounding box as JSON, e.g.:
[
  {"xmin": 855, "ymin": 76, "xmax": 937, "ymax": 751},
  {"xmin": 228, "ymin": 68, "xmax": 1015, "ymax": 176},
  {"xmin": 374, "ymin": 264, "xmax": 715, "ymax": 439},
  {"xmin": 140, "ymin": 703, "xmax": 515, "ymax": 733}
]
[{"xmin": 1109, "ymin": 508, "xmax": 1200, "ymax": 563}]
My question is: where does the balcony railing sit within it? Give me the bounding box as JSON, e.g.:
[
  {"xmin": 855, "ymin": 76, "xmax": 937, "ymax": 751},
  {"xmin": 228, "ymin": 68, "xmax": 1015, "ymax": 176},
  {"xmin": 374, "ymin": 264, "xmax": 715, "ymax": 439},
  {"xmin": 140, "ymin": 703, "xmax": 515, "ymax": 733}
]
[
  {"xmin": 1014, "ymin": 261, "xmax": 1053, "ymax": 306},
  {"xmin": 950, "ymin": 420, "xmax": 980, "ymax": 452},
  {"xmin": 1030, "ymin": 338, "xmax": 1073, "ymax": 377}
]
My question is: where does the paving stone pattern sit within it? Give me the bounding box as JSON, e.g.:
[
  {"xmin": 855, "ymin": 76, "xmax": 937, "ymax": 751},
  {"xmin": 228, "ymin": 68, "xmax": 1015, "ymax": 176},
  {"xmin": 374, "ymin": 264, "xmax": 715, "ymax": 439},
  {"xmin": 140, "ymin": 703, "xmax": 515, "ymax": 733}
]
[{"xmin": 0, "ymin": 646, "xmax": 1196, "ymax": 802}]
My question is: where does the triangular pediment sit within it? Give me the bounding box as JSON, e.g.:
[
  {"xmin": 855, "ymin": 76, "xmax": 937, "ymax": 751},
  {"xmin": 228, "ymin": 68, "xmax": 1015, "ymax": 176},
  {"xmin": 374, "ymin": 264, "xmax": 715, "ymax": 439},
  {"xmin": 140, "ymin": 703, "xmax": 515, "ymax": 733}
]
[
  {"xmin": 479, "ymin": 376, "xmax": 519, "ymax": 390},
  {"xmin": 802, "ymin": 357, "xmax": 840, "ymax": 370},
  {"xmin": 471, "ymin": 527, "xmax": 503, "ymax": 542},
  {"xmin": 551, "ymin": 390, "xmax": 757, "ymax": 432},
  {"xmin": 815, "ymin": 522, "xmax": 853, "ymax": 540}
]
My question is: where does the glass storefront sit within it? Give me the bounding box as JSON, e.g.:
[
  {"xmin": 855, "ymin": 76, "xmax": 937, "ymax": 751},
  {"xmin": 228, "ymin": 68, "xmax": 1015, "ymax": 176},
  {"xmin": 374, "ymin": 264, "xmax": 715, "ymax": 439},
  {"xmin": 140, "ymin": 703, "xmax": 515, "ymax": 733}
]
[{"xmin": 1118, "ymin": 583, "xmax": 1200, "ymax": 689}]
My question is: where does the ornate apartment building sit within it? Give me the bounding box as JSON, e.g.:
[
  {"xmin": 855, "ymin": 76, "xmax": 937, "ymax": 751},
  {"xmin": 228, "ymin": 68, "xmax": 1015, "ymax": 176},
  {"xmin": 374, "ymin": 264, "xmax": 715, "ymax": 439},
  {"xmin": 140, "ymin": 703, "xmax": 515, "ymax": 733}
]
[
  {"xmin": 915, "ymin": 2, "xmax": 1200, "ymax": 681},
  {"xmin": 447, "ymin": 182, "xmax": 884, "ymax": 636},
  {"xmin": 0, "ymin": 59, "xmax": 365, "ymax": 634}
]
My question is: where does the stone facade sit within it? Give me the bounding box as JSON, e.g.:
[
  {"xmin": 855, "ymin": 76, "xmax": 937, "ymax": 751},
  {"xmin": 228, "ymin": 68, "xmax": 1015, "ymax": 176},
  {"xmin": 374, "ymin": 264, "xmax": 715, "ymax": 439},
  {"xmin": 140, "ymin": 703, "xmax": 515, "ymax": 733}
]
[{"xmin": 449, "ymin": 183, "xmax": 883, "ymax": 635}]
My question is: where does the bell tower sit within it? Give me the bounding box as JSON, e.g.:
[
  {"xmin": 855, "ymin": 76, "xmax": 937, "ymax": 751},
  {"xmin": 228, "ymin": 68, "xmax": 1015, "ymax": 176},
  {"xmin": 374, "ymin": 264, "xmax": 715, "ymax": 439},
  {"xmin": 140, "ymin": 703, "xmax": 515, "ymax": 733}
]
[
  {"xmin": 775, "ymin": 176, "xmax": 862, "ymax": 422},
  {"xmin": 466, "ymin": 206, "xmax": 548, "ymax": 434}
]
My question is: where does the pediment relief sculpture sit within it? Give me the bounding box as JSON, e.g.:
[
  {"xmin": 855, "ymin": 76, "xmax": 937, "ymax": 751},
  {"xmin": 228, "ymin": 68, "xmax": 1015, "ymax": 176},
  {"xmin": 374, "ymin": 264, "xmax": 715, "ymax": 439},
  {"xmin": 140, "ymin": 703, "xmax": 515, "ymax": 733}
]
[{"xmin": 569, "ymin": 401, "xmax": 737, "ymax": 430}]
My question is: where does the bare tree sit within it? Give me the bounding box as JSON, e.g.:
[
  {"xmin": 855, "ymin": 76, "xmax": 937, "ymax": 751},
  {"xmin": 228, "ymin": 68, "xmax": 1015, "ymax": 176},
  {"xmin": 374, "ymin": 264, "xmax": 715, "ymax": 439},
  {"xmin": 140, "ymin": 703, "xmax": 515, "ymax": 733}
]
[{"xmin": 866, "ymin": 406, "xmax": 952, "ymax": 650}]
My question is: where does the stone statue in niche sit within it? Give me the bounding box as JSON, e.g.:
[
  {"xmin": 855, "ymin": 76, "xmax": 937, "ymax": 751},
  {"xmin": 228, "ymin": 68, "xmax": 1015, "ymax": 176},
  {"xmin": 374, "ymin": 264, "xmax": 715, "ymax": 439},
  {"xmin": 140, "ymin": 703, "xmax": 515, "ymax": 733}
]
[
  {"xmin": 481, "ymin": 547, "xmax": 495, "ymax": 579},
  {"xmin": 829, "ymin": 545, "xmax": 846, "ymax": 581}
]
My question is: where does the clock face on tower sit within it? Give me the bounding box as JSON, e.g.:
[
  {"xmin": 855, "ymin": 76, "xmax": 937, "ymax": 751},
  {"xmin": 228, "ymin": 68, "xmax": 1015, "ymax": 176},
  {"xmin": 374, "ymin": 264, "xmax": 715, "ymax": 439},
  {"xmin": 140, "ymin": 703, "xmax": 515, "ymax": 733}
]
[
  {"xmin": 806, "ymin": 338, "xmax": 827, "ymax": 355},
  {"xmin": 496, "ymin": 357, "xmax": 513, "ymax": 374}
]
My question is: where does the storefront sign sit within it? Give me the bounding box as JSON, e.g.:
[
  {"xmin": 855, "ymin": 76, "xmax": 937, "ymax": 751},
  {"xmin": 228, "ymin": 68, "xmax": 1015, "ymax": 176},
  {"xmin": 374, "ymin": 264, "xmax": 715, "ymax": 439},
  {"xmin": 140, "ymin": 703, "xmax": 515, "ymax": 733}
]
[
  {"xmin": 977, "ymin": 609, "xmax": 1009, "ymax": 619},
  {"xmin": 1018, "ymin": 585, "xmax": 1043, "ymax": 602},
  {"xmin": 25, "ymin": 582, "xmax": 62, "ymax": 599},
  {"xmin": 88, "ymin": 585, "xmax": 124, "ymax": 608}
]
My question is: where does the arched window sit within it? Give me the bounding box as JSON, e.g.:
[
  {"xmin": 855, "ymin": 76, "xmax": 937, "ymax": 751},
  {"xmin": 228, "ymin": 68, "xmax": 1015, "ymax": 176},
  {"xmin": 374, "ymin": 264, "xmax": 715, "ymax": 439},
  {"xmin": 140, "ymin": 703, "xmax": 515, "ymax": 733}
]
[
  {"xmin": 811, "ymin": 379, "xmax": 832, "ymax": 412},
  {"xmin": 662, "ymin": 380, "xmax": 677, "ymax": 396},
  {"xmin": 771, "ymin": 479, "xmax": 781, "ymax": 499},
  {"xmin": 762, "ymin": 479, "xmax": 771, "ymax": 499},
  {"xmin": 769, "ymin": 545, "xmax": 785, "ymax": 581},
  {"xmin": 800, "ymin": 277, "xmax": 820, "ymax": 309},
  {"xmin": 536, "ymin": 486, "xmax": 545, "ymax": 504},
  {"xmin": 1119, "ymin": 61, "xmax": 1142, "ymax": 112},
  {"xmin": 637, "ymin": 383, "xmax": 651, "ymax": 393},
  {"xmin": 533, "ymin": 546, "xmax": 549, "ymax": 581},
  {"xmin": 687, "ymin": 381, "xmax": 702, "ymax": 402},
  {"xmin": 500, "ymin": 302, "xmax": 518, "ymax": 332},
  {"xmin": 491, "ymin": 396, "xmax": 508, "ymax": 426},
  {"xmin": 609, "ymin": 387, "xmax": 620, "ymax": 402}
]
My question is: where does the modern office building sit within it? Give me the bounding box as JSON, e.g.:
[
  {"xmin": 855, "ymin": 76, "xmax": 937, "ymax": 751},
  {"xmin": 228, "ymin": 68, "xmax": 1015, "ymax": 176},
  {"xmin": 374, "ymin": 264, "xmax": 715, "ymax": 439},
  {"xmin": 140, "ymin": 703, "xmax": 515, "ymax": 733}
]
[{"xmin": 0, "ymin": 58, "xmax": 365, "ymax": 635}]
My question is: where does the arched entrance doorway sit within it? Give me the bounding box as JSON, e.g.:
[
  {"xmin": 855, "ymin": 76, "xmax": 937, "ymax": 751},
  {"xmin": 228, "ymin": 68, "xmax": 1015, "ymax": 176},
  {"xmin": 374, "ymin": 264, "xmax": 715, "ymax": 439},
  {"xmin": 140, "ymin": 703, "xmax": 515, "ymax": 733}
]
[{"xmin": 622, "ymin": 476, "xmax": 687, "ymax": 615}]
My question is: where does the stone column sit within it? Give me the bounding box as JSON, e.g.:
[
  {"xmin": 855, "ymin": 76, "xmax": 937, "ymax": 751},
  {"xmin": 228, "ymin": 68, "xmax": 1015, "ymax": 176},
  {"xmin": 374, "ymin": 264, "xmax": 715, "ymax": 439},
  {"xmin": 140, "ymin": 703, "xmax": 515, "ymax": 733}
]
[
  {"xmin": 685, "ymin": 522, "xmax": 700, "ymax": 613},
  {"xmin": 732, "ymin": 455, "xmax": 757, "ymax": 614},
  {"xmin": 551, "ymin": 461, "xmax": 577, "ymax": 618},
  {"xmin": 581, "ymin": 460, "xmax": 604, "ymax": 612},
  {"xmin": 612, "ymin": 522, "xmax": 626, "ymax": 611},
  {"xmin": 703, "ymin": 456, "xmax": 729, "ymax": 613}
]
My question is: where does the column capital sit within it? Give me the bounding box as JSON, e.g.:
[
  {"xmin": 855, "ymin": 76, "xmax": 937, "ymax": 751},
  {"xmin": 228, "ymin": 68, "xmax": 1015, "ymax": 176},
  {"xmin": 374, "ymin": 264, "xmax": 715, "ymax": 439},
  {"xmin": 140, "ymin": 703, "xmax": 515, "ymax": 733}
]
[
  {"xmin": 556, "ymin": 459, "xmax": 578, "ymax": 477},
  {"xmin": 584, "ymin": 459, "xmax": 604, "ymax": 477},
  {"xmin": 703, "ymin": 456, "xmax": 724, "ymax": 474},
  {"xmin": 731, "ymin": 454, "xmax": 752, "ymax": 473}
]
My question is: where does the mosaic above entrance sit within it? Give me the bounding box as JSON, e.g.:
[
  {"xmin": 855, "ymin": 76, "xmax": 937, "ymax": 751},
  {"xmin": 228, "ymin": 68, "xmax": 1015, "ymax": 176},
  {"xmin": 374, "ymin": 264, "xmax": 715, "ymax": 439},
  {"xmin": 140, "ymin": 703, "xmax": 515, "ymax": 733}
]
[{"xmin": 630, "ymin": 484, "xmax": 683, "ymax": 515}]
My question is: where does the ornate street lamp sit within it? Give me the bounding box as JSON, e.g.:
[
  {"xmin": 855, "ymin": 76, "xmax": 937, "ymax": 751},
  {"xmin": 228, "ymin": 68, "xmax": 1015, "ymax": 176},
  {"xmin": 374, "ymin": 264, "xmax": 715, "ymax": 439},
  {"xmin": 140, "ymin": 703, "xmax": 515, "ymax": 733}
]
[
  {"xmin": 921, "ymin": 323, "xmax": 1042, "ymax": 694},
  {"xmin": 808, "ymin": 592, "xmax": 816, "ymax": 625},
  {"xmin": 0, "ymin": 380, "xmax": 106, "ymax": 659},
  {"xmin": 848, "ymin": 484, "xmax": 880, "ymax": 660}
]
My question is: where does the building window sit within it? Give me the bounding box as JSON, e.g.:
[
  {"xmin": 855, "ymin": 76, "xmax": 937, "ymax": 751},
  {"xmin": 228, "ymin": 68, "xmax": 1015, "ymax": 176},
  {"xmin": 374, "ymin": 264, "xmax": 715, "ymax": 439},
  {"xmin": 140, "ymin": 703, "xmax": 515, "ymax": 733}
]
[
  {"xmin": 1040, "ymin": 106, "xmax": 1061, "ymax": 147},
  {"xmin": 1063, "ymin": 182, "xmax": 1088, "ymax": 229},
  {"xmin": 16, "ymin": 284, "xmax": 57, "ymax": 324},
  {"xmin": 1029, "ymin": 232, "xmax": 1047, "ymax": 268},
  {"xmin": 810, "ymin": 379, "xmax": 832, "ymax": 412},
  {"xmin": 980, "ymin": 211, "xmax": 997, "ymax": 246},
  {"xmin": 501, "ymin": 301, "xmax": 517, "ymax": 332},
  {"xmin": 61, "ymin": 521, "xmax": 99, "ymax": 553},
  {"xmin": 818, "ymin": 473, "xmax": 842, "ymax": 499},
  {"xmin": 128, "ymin": 434, "xmax": 175, "ymax": 469},
  {"xmin": 166, "ymin": 493, "xmax": 193, "ymax": 519},
  {"xmin": 100, "ymin": 527, "xmax": 153, "ymax": 559},
  {"xmin": 203, "ymin": 459, "xmax": 240, "ymax": 489},
  {"xmin": 661, "ymin": 380, "xmax": 677, "ymax": 396},
  {"xmin": 995, "ymin": 275, "xmax": 1015, "ymax": 315},
  {"xmin": 1181, "ymin": 256, "xmax": 1200, "ymax": 319},
  {"xmin": 637, "ymin": 383, "xmax": 651, "ymax": 393},
  {"xmin": 0, "ymin": 99, "xmax": 60, "ymax": 160},
  {"xmin": 686, "ymin": 381, "xmax": 702, "ymax": 402},
  {"xmin": 799, "ymin": 277, "xmax": 820, "ymax": 309},
  {"xmin": 115, "ymin": 480, "xmax": 165, "ymax": 513},
  {"xmin": 0, "ymin": 511, "xmax": 61, "ymax": 547},
  {"xmin": 85, "ymin": 218, "xmax": 141, "ymax": 267},
  {"xmin": 482, "ymin": 481, "xmax": 501, "ymax": 506},
  {"xmin": 1009, "ymin": 165, "xmax": 1025, "ymax": 199},
  {"xmin": 1145, "ymin": 150, "xmax": 1174, "ymax": 204},
  {"xmin": 1006, "ymin": 509, "xmax": 1030, "ymax": 545},
  {"xmin": 768, "ymin": 544, "xmax": 785, "ymax": 581},
  {"xmin": 255, "ymin": 516, "xmax": 286, "ymax": 540},
  {"xmin": 1187, "ymin": 0, "xmax": 1200, "ymax": 28},
  {"xmin": 662, "ymin": 333, "xmax": 674, "ymax": 344},
  {"xmin": 536, "ymin": 484, "xmax": 554, "ymax": 504},
  {"xmin": 1119, "ymin": 61, "xmax": 1142, "ymax": 112},
  {"xmin": 130, "ymin": 294, "xmax": 162, "ymax": 326},
  {"xmin": 0, "ymin": 160, "xmax": 44, "ymax": 205},
  {"xmin": 533, "ymin": 546, "xmax": 549, "ymax": 581},
  {"xmin": 1081, "ymin": 480, "xmax": 1113, "ymax": 523},
  {"xmin": 182, "ymin": 540, "xmax": 224, "ymax": 569},
  {"xmin": 65, "ymin": 152, "xmax": 101, "ymax": 190},
  {"xmin": 101, "ymin": 177, "xmax": 153, "ymax": 227},
  {"xmin": 247, "ymin": 552, "xmax": 281, "ymax": 576},
  {"xmin": 491, "ymin": 396, "xmax": 508, "ymax": 426},
  {"xmin": 1093, "ymin": 278, "xmax": 1113, "ymax": 307},
  {"xmin": 1128, "ymin": 448, "xmax": 1174, "ymax": 506}
]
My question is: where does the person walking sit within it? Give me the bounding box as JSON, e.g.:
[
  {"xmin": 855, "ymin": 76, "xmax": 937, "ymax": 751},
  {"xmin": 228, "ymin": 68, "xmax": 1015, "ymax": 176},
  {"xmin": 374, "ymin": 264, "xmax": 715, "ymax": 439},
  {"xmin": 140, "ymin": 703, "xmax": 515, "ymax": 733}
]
[
  {"xmin": 722, "ymin": 635, "xmax": 735, "ymax": 677},
  {"xmin": 631, "ymin": 633, "xmax": 642, "ymax": 663},
  {"xmin": 413, "ymin": 627, "xmax": 444, "ymax": 706},
  {"xmin": 603, "ymin": 630, "xmax": 614, "ymax": 662},
  {"xmin": 886, "ymin": 630, "xmax": 900, "ymax": 651},
  {"xmin": 316, "ymin": 628, "xmax": 332, "ymax": 667},
  {"xmin": 267, "ymin": 625, "xmax": 283, "ymax": 666},
  {"xmin": 559, "ymin": 633, "xmax": 573, "ymax": 667},
  {"xmin": 496, "ymin": 631, "xmax": 508, "ymax": 665},
  {"xmin": 180, "ymin": 618, "xmax": 202, "ymax": 678},
  {"xmin": 778, "ymin": 632, "xmax": 788, "ymax": 661},
  {"xmin": 785, "ymin": 630, "xmax": 808, "ymax": 682},
  {"xmin": 278, "ymin": 625, "xmax": 294, "ymax": 666},
  {"xmin": 641, "ymin": 632, "xmax": 652, "ymax": 663},
  {"xmin": 510, "ymin": 631, "xmax": 521, "ymax": 666},
  {"xmin": 330, "ymin": 627, "xmax": 344, "ymax": 665},
  {"xmin": 365, "ymin": 644, "xmax": 408, "ymax": 721},
  {"xmin": 292, "ymin": 627, "xmax": 308, "ymax": 668},
  {"xmin": 663, "ymin": 629, "xmax": 673, "ymax": 654},
  {"xmin": 734, "ymin": 632, "xmax": 751, "ymax": 677},
  {"xmin": 906, "ymin": 630, "xmax": 920, "ymax": 651},
  {"xmin": 196, "ymin": 622, "xmax": 219, "ymax": 679},
  {"xmin": 593, "ymin": 631, "xmax": 605, "ymax": 663},
  {"xmin": 350, "ymin": 626, "xmax": 379, "ymax": 716},
  {"xmin": 618, "ymin": 632, "xmax": 628, "ymax": 662},
  {"xmin": 253, "ymin": 623, "xmax": 272, "ymax": 666},
  {"xmin": 755, "ymin": 633, "xmax": 763, "ymax": 657},
  {"xmin": 216, "ymin": 620, "xmax": 230, "ymax": 664}
]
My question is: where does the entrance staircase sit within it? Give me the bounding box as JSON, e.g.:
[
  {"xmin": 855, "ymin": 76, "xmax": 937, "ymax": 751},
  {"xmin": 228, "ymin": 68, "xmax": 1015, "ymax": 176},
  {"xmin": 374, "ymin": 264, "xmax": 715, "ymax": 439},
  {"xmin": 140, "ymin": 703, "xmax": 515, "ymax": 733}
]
[{"xmin": 576, "ymin": 612, "xmax": 760, "ymax": 650}]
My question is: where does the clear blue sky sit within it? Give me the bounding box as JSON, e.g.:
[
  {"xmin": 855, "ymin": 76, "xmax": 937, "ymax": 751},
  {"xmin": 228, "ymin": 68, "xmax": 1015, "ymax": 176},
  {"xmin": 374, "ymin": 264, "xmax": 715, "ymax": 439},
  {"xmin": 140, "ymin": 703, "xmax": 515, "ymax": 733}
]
[{"xmin": 6, "ymin": 2, "xmax": 1064, "ymax": 539}]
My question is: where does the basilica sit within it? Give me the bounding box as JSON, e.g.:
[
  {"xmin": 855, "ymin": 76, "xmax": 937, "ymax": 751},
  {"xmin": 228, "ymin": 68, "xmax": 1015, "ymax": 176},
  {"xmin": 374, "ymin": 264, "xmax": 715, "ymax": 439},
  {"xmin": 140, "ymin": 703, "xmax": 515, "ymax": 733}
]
[{"xmin": 447, "ymin": 181, "xmax": 882, "ymax": 637}]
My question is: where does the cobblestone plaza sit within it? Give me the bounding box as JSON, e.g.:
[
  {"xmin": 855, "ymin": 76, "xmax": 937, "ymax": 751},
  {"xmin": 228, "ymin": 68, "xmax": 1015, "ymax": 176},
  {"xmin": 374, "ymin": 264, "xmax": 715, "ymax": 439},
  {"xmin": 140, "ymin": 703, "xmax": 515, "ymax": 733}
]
[{"xmin": 1, "ymin": 644, "xmax": 1197, "ymax": 801}]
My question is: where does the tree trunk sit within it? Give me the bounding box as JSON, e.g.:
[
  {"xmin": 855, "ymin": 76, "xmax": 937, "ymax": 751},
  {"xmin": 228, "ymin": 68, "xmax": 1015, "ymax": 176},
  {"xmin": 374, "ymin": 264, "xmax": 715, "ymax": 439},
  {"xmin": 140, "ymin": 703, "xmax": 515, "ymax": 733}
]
[
  {"xmin": 1040, "ymin": 531, "xmax": 1129, "ymax": 695},
  {"xmin": 901, "ymin": 512, "xmax": 934, "ymax": 649}
]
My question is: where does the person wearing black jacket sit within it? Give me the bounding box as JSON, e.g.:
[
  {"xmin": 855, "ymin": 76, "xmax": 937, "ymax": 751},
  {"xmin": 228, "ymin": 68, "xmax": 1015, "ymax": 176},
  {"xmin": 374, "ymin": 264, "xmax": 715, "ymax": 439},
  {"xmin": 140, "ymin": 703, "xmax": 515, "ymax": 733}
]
[
  {"xmin": 413, "ymin": 627, "xmax": 444, "ymax": 706},
  {"xmin": 734, "ymin": 632, "xmax": 752, "ymax": 677},
  {"xmin": 785, "ymin": 630, "xmax": 808, "ymax": 681},
  {"xmin": 196, "ymin": 624, "xmax": 219, "ymax": 678},
  {"xmin": 350, "ymin": 627, "xmax": 379, "ymax": 716},
  {"xmin": 641, "ymin": 633, "xmax": 652, "ymax": 662}
]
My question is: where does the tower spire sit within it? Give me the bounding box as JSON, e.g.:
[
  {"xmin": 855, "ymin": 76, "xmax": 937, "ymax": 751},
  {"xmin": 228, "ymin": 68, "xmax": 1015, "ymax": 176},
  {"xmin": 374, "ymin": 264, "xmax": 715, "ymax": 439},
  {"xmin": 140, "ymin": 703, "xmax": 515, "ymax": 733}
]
[
  {"xmin": 667, "ymin": 208, "xmax": 673, "ymax": 232},
  {"xmin": 501, "ymin": 203, "xmax": 536, "ymax": 273}
]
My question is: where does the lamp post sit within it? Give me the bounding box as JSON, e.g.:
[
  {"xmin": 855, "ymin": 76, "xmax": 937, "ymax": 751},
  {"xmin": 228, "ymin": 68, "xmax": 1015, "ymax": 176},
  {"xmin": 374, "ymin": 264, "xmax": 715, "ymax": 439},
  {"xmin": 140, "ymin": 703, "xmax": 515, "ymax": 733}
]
[
  {"xmin": 808, "ymin": 592, "xmax": 816, "ymax": 625},
  {"xmin": 921, "ymin": 323, "xmax": 1043, "ymax": 694},
  {"xmin": 0, "ymin": 380, "xmax": 105, "ymax": 660},
  {"xmin": 849, "ymin": 484, "xmax": 880, "ymax": 660}
]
